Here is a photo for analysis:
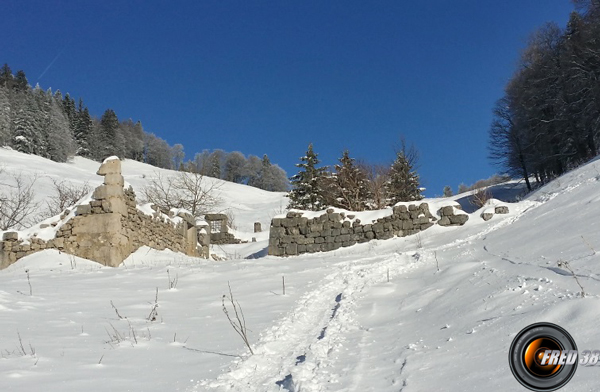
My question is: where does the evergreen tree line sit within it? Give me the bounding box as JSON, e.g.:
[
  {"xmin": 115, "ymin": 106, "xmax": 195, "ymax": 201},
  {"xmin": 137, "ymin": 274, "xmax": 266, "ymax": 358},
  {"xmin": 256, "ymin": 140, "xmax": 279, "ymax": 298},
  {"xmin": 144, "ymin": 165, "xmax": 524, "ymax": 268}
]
[
  {"xmin": 0, "ymin": 64, "xmax": 287, "ymax": 192},
  {"xmin": 489, "ymin": 1, "xmax": 600, "ymax": 191},
  {"xmin": 288, "ymin": 143, "xmax": 423, "ymax": 211}
]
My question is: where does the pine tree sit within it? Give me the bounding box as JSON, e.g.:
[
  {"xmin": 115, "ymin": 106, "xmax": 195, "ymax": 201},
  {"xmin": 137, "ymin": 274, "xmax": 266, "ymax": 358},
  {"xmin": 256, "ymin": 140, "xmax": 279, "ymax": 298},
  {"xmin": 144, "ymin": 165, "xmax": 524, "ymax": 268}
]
[
  {"xmin": 97, "ymin": 109, "xmax": 120, "ymax": 159},
  {"xmin": 0, "ymin": 64, "xmax": 12, "ymax": 88},
  {"xmin": 288, "ymin": 143, "xmax": 328, "ymax": 210},
  {"xmin": 13, "ymin": 70, "xmax": 28, "ymax": 92},
  {"xmin": 12, "ymin": 90, "xmax": 43, "ymax": 155},
  {"xmin": 44, "ymin": 92, "xmax": 74, "ymax": 162},
  {"xmin": 331, "ymin": 150, "xmax": 370, "ymax": 211},
  {"xmin": 386, "ymin": 152, "xmax": 423, "ymax": 204},
  {"xmin": 74, "ymin": 99, "xmax": 93, "ymax": 157},
  {"xmin": 62, "ymin": 93, "xmax": 77, "ymax": 134},
  {"xmin": 208, "ymin": 150, "xmax": 224, "ymax": 178},
  {"xmin": 0, "ymin": 86, "xmax": 11, "ymax": 145}
]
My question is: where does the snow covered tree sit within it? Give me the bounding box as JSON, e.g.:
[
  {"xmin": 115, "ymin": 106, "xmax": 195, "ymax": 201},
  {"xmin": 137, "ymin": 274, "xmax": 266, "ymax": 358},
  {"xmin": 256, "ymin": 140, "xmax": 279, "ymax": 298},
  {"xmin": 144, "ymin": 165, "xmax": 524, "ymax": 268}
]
[
  {"xmin": 43, "ymin": 93, "xmax": 74, "ymax": 162},
  {"xmin": 288, "ymin": 143, "xmax": 328, "ymax": 210},
  {"xmin": 0, "ymin": 64, "xmax": 12, "ymax": 88},
  {"xmin": 208, "ymin": 149, "xmax": 225, "ymax": 178},
  {"xmin": 172, "ymin": 144, "xmax": 185, "ymax": 170},
  {"xmin": 193, "ymin": 150, "xmax": 212, "ymax": 175},
  {"xmin": 331, "ymin": 150, "xmax": 370, "ymax": 211},
  {"xmin": 143, "ymin": 132, "xmax": 173, "ymax": 169},
  {"xmin": 13, "ymin": 70, "xmax": 28, "ymax": 92},
  {"xmin": 74, "ymin": 99, "xmax": 93, "ymax": 157},
  {"xmin": 12, "ymin": 90, "xmax": 43, "ymax": 155},
  {"xmin": 62, "ymin": 93, "xmax": 77, "ymax": 134},
  {"xmin": 386, "ymin": 151, "xmax": 423, "ymax": 204},
  {"xmin": 96, "ymin": 109, "xmax": 121, "ymax": 159},
  {"xmin": 266, "ymin": 164, "xmax": 289, "ymax": 192},
  {"xmin": 0, "ymin": 86, "xmax": 11, "ymax": 145},
  {"xmin": 223, "ymin": 151, "xmax": 247, "ymax": 183},
  {"xmin": 245, "ymin": 154, "xmax": 262, "ymax": 187}
]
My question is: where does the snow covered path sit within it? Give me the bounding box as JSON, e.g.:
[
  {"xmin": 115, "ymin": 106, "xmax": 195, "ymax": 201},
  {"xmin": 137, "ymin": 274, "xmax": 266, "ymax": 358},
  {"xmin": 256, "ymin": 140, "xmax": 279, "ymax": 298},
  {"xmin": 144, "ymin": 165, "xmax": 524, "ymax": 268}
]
[{"xmin": 198, "ymin": 251, "xmax": 423, "ymax": 392}]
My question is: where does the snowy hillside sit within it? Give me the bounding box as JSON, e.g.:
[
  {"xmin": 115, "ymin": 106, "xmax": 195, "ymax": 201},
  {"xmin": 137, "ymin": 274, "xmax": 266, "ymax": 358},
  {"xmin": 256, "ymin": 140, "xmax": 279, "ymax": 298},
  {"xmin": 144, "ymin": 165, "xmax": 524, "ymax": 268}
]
[
  {"xmin": 2, "ymin": 149, "xmax": 600, "ymax": 391},
  {"xmin": 0, "ymin": 148, "xmax": 287, "ymax": 246}
]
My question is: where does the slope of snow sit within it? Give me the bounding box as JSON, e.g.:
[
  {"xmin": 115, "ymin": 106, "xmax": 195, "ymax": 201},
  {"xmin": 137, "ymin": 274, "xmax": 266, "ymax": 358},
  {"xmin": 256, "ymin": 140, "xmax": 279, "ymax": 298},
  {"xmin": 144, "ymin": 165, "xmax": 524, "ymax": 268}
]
[
  {"xmin": 2, "ymin": 149, "xmax": 600, "ymax": 391},
  {"xmin": 0, "ymin": 147, "xmax": 287, "ymax": 243}
]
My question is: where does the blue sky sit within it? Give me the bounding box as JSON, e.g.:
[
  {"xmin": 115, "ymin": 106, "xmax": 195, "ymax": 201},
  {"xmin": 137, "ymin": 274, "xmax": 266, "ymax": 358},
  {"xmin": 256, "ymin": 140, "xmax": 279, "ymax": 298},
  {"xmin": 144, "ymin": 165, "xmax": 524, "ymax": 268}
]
[{"xmin": 2, "ymin": 1, "xmax": 575, "ymax": 196}]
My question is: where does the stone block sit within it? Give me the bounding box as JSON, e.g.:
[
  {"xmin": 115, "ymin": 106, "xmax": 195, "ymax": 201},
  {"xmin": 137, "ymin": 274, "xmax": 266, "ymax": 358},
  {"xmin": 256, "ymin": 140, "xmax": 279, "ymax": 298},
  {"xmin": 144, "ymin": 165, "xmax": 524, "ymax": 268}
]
[
  {"xmin": 449, "ymin": 214, "xmax": 469, "ymax": 225},
  {"xmin": 2, "ymin": 232, "xmax": 18, "ymax": 241},
  {"xmin": 270, "ymin": 227, "xmax": 285, "ymax": 238},
  {"xmin": 439, "ymin": 206, "xmax": 454, "ymax": 216},
  {"xmin": 373, "ymin": 223, "xmax": 384, "ymax": 233},
  {"xmin": 286, "ymin": 243, "xmax": 298, "ymax": 256},
  {"xmin": 402, "ymin": 220, "xmax": 414, "ymax": 230},
  {"xmin": 271, "ymin": 218, "xmax": 283, "ymax": 227},
  {"xmin": 438, "ymin": 217, "xmax": 451, "ymax": 226},
  {"xmin": 481, "ymin": 212, "xmax": 494, "ymax": 221},
  {"xmin": 93, "ymin": 185, "xmax": 124, "ymax": 200},
  {"xmin": 495, "ymin": 206, "xmax": 509, "ymax": 214},
  {"xmin": 393, "ymin": 205, "xmax": 407, "ymax": 214},
  {"xmin": 104, "ymin": 173, "xmax": 124, "ymax": 186},
  {"xmin": 96, "ymin": 157, "xmax": 121, "ymax": 176}
]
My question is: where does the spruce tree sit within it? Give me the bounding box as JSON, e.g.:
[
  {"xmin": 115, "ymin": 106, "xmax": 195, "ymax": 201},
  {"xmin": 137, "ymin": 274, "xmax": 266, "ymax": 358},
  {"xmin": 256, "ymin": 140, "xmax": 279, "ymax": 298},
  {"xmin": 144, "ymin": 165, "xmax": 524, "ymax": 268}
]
[
  {"xmin": 0, "ymin": 86, "xmax": 11, "ymax": 145},
  {"xmin": 288, "ymin": 143, "xmax": 328, "ymax": 210},
  {"xmin": 74, "ymin": 99, "xmax": 93, "ymax": 157},
  {"xmin": 0, "ymin": 64, "xmax": 12, "ymax": 88},
  {"xmin": 98, "ymin": 109, "xmax": 120, "ymax": 159},
  {"xmin": 12, "ymin": 91, "xmax": 43, "ymax": 155},
  {"xmin": 13, "ymin": 70, "xmax": 28, "ymax": 92},
  {"xmin": 386, "ymin": 152, "xmax": 423, "ymax": 204}
]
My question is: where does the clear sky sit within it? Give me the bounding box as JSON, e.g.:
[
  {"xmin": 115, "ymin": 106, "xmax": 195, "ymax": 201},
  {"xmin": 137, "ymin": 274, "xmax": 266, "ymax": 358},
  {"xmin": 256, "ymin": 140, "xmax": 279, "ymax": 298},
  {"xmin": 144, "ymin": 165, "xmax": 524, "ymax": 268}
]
[{"xmin": 2, "ymin": 0, "xmax": 575, "ymax": 196}]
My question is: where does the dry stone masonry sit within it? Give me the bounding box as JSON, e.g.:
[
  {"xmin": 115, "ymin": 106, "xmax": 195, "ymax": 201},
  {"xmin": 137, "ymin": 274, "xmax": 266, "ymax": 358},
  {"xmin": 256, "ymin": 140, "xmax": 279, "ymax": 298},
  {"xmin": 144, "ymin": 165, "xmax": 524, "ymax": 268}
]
[
  {"xmin": 0, "ymin": 157, "xmax": 209, "ymax": 269},
  {"xmin": 268, "ymin": 202, "xmax": 470, "ymax": 257}
]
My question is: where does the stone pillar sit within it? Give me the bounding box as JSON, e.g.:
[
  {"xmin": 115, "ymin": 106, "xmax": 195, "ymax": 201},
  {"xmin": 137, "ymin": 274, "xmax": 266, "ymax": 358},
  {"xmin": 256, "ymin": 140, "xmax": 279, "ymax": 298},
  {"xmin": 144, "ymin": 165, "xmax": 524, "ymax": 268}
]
[
  {"xmin": 254, "ymin": 222, "xmax": 262, "ymax": 233},
  {"xmin": 72, "ymin": 157, "xmax": 131, "ymax": 267}
]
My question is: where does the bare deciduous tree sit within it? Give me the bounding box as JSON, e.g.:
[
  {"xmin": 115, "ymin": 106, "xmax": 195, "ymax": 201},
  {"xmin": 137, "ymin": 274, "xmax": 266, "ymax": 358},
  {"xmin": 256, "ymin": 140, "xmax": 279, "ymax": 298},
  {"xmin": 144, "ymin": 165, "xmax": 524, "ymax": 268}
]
[
  {"xmin": 43, "ymin": 178, "xmax": 92, "ymax": 218},
  {"xmin": 358, "ymin": 161, "xmax": 390, "ymax": 210},
  {"xmin": 141, "ymin": 171, "xmax": 221, "ymax": 218},
  {"xmin": 0, "ymin": 169, "xmax": 40, "ymax": 230}
]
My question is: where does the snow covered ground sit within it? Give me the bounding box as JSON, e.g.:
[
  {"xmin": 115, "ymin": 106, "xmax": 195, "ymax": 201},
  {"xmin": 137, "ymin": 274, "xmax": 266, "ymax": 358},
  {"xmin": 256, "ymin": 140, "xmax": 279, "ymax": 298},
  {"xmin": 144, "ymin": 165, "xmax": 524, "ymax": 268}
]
[{"xmin": 2, "ymin": 148, "xmax": 600, "ymax": 391}]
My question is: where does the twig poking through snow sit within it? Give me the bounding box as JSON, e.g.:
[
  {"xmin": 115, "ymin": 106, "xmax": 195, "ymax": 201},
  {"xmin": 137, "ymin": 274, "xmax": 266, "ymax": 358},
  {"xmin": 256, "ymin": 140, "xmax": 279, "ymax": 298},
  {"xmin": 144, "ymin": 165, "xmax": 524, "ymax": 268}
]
[
  {"xmin": 558, "ymin": 260, "xmax": 586, "ymax": 298},
  {"xmin": 222, "ymin": 282, "xmax": 253, "ymax": 355}
]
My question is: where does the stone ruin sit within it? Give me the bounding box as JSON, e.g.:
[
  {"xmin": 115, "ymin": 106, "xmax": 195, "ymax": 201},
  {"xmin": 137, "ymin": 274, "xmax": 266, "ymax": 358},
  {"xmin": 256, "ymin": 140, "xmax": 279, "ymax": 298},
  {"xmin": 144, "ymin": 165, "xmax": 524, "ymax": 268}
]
[
  {"xmin": 0, "ymin": 157, "xmax": 210, "ymax": 269},
  {"xmin": 204, "ymin": 213, "xmax": 241, "ymax": 245},
  {"xmin": 268, "ymin": 203, "xmax": 473, "ymax": 257}
]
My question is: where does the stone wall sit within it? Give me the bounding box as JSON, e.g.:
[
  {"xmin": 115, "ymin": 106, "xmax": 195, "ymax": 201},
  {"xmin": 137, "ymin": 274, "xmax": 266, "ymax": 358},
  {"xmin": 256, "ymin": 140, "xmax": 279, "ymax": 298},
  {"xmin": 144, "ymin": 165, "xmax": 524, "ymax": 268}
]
[
  {"xmin": 0, "ymin": 157, "xmax": 208, "ymax": 269},
  {"xmin": 268, "ymin": 203, "xmax": 469, "ymax": 257}
]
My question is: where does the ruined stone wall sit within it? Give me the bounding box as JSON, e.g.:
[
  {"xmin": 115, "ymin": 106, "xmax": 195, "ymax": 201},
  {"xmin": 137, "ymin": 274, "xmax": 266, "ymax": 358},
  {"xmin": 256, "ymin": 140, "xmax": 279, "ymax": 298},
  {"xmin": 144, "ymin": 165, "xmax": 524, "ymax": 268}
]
[
  {"xmin": 0, "ymin": 158, "xmax": 206, "ymax": 269},
  {"xmin": 268, "ymin": 203, "xmax": 469, "ymax": 257}
]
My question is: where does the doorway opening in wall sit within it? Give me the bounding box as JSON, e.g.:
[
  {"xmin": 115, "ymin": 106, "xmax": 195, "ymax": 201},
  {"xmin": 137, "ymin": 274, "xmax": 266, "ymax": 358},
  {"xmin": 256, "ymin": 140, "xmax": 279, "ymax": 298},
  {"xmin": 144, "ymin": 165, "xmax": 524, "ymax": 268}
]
[{"xmin": 210, "ymin": 220, "xmax": 221, "ymax": 233}]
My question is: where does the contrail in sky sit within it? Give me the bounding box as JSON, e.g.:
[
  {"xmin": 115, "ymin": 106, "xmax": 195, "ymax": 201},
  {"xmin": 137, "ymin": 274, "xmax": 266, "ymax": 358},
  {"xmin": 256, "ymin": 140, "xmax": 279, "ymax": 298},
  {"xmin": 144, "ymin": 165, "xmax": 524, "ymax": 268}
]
[{"xmin": 37, "ymin": 49, "xmax": 66, "ymax": 81}]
